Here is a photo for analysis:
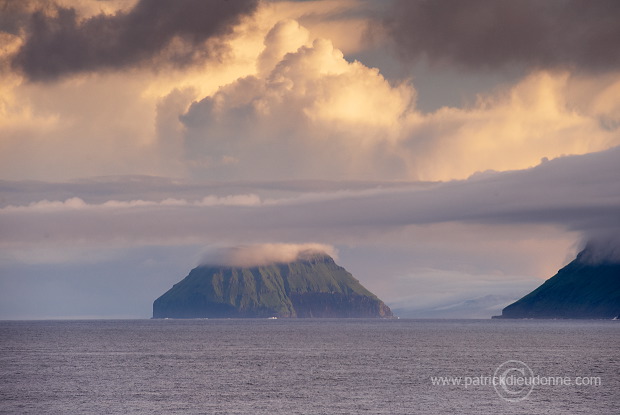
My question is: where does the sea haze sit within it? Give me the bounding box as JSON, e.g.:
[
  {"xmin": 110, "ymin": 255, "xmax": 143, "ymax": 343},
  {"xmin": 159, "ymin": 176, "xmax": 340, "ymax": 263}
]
[{"xmin": 1, "ymin": 319, "xmax": 618, "ymax": 414}]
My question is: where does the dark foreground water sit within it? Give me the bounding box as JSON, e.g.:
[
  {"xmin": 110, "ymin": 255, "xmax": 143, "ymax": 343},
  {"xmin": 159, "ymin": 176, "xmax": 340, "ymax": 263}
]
[{"xmin": 0, "ymin": 319, "xmax": 618, "ymax": 414}]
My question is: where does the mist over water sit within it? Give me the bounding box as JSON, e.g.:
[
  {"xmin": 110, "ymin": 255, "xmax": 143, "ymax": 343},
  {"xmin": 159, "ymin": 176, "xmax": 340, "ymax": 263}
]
[{"xmin": 1, "ymin": 319, "xmax": 618, "ymax": 414}]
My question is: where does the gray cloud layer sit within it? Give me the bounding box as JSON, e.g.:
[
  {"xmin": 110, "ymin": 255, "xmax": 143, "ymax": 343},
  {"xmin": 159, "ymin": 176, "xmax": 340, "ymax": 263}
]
[
  {"xmin": 385, "ymin": 0, "xmax": 620, "ymax": 72},
  {"xmin": 2, "ymin": 146, "xmax": 619, "ymax": 250},
  {"xmin": 10, "ymin": 0, "xmax": 258, "ymax": 81}
]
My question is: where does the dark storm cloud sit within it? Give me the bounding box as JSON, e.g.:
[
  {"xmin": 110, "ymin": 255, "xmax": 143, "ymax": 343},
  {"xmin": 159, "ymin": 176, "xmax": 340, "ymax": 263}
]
[
  {"xmin": 385, "ymin": 0, "xmax": 620, "ymax": 72},
  {"xmin": 10, "ymin": 0, "xmax": 259, "ymax": 81},
  {"xmin": 0, "ymin": 0, "xmax": 39, "ymax": 35}
]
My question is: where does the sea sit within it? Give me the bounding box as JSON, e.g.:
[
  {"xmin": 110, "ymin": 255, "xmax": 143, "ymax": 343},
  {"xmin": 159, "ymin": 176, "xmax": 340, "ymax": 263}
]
[{"xmin": 0, "ymin": 319, "xmax": 618, "ymax": 414}]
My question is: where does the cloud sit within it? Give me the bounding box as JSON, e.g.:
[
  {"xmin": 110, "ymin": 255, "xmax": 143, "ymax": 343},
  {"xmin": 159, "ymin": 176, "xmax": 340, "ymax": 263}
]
[
  {"xmin": 257, "ymin": 19, "xmax": 310, "ymax": 77},
  {"xmin": 2, "ymin": 146, "xmax": 618, "ymax": 252},
  {"xmin": 3, "ymin": 13, "xmax": 619, "ymax": 183},
  {"xmin": 384, "ymin": 0, "xmax": 620, "ymax": 72},
  {"xmin": 1, "ymin": 193, "xmax": 262, "ymax": 212},
  {"xmin": 0, "ymin": 14, "xmax": 271, "ymax": 182},
  {"xmin": 9, "ymin": 0, "xmax": 259, "ymax": 81},
  {"xmin": 403, "ymin": 71, "xmax": 620, "ymax": 180},
  {"xmin": 577, "ymin": 233, "xmax": 620, "ymax": 265},
  {"xmin": 178, "ymin": 19, "xmax": 619, "ymax": 182},
  {"xmin": 0, "ymin": 71, "xmax": 166, "ymax": 180},
  {"xmin": 263, "ymin": 0, "xmax": 380, "ymax": 56},
  {"xmin": 199, "ymin": 243, "xmax": 338, "ymax": 267},
  {"xmin": 181, "ymin": 21, "xmax": 415, "ymax": 180}
]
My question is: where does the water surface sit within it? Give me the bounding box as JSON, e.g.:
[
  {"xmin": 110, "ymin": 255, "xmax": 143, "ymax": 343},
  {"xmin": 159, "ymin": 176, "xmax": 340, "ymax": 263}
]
[{"xmin": 1, "ymin": 319, "xmax": 618, "ymax": 414}]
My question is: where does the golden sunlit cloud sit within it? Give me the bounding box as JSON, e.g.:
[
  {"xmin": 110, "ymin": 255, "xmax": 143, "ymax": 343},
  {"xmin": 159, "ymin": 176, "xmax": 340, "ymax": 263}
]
[
  {"xmin": 405, "ymin": 71, "xmax": 620, "ymax": 180},
  {"xmin": 2, "ymin": 1, "xmax": 619, "ymax": 182}
]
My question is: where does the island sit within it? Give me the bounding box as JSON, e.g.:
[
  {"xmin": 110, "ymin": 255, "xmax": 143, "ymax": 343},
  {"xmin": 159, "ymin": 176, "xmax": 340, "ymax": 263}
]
[
  {"xmin": 153, "ymin": 252, "xmax": 393, "ymax": 318},
  {"xmin": 494, "ymin": 244, "xmax": 620, "ymax": 319}
]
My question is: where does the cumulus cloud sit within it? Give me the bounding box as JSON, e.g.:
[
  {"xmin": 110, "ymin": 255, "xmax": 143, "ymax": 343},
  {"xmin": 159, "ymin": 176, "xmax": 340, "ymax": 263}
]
[
  {"xmin": 384, "ymin": 0, "xmax": 620, "ymax": 72},
  {"xmin": 180, "ymin": 19, "xmax": 415, "ymax": 180},
  {"xmin": 175, "ymin": 18, "xmax": 620, "ymax": 182},
  {"xmin": 257, "ymin": 19, "xmax": 310, "ymax": 77},
  {"xmin": 9, "ymin": 0, "xmax": 259, "ymax": 81},
  {"xmin": 263, "ymin": 0, "xmax": 379, "ymax": 56},
  {"xmin": 199, "ymin": 243, "xmax": 338, "ymax": 267},
  {"xmin": 3, "ymin": 10, "xmax": 619, "ymax": 183},
  {"xmin": 0, "ymin": 19, "xmax": 269, "ymax": 182}
]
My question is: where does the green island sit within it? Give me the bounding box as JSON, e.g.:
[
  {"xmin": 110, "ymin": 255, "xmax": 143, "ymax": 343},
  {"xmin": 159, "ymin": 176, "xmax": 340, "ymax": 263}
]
[{"xmin": 153, "ymin": 253, "xmax": 393, "ymax": 318}]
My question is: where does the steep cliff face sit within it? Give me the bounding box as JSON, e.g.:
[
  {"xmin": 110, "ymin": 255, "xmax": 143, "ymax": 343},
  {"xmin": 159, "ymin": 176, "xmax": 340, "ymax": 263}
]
[
  {"xmin": 153, "ymin": 254, "xmax": 393, "ymax": 318},
  {"xmin": 496, "ymin": 247, "xmax": 620, "ymax": 319}
]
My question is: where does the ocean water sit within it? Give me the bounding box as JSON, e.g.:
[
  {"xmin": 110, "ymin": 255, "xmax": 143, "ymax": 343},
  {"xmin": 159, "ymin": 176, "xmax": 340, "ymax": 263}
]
[{"xmin": 0, "ymin": 319, "xmax": 618, "ymax": 414}]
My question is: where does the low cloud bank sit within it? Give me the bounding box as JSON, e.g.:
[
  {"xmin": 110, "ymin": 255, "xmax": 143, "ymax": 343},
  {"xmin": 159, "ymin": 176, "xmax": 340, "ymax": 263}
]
[{"xmin": 1, "ymin": 146, "xmax": 618, "ymax": 251}]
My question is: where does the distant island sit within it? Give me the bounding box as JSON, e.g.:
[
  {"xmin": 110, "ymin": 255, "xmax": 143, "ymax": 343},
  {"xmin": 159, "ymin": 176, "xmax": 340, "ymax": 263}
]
[
  {"xmin": 494, "ymin": 244, "xmax": 620, "ymax": 319},
  {"xmin": 153, "ymin": 252, "xmax": 393, "ymax": 318}
]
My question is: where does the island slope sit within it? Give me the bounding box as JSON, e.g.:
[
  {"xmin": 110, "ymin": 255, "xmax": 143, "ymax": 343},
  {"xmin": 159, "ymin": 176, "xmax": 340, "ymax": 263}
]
[
  {"xmin": 496, "ymin": 247, "xmax": 620, "ymax": 319},
  {"xmin": 153, "ymin": 253, "xmax": 393, "ymax": 318}
]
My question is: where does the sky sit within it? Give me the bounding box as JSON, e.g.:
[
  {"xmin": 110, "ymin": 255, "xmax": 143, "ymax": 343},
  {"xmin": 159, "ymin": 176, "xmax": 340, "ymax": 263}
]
[{"xmin": 1, "ymin": 0, "xmax": 619, "ymax": 319}]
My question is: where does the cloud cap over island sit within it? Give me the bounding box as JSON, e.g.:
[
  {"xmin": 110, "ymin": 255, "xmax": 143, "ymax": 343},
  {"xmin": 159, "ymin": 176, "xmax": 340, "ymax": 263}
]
[{"xmin": 199, "ymin": 243, "xmax": 338, "ymax": 268}]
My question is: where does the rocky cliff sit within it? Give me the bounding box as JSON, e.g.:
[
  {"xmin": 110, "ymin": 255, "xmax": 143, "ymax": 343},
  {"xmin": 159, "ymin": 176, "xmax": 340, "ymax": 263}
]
[
  {"xmin": 153, "ymin": 253, "xmax": 393, "ymax": 318},
  {"xmin": 495, "ymin": 246, "xmax": 620, "ymax": 319}
]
